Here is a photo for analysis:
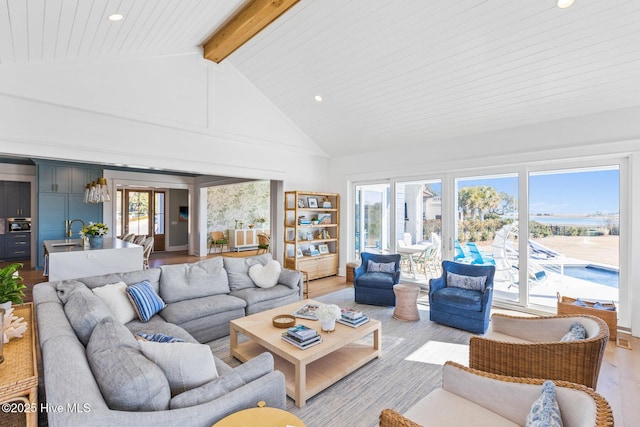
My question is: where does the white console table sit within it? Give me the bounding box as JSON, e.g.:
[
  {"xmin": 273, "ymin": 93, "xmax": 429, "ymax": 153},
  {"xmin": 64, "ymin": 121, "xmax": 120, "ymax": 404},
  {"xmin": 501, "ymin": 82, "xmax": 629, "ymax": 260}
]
[{"xmin": 228, "ymin": 229, "xmax": 258, "ymax": 251}]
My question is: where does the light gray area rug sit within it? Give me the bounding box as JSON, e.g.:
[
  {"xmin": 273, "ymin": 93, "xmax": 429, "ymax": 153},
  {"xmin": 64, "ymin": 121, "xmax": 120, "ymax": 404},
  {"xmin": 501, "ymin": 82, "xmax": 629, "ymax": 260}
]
[{"xmin": 208, "ymin": 288, "xmax": 473, "ymax": 427}]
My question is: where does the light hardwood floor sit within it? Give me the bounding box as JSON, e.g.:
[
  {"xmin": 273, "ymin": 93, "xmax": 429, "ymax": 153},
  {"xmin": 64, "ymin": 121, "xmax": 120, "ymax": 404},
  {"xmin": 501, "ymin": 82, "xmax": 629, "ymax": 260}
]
[{"xmin": 10, "ymin": 250, "xmax": 639, "ymax": 426}]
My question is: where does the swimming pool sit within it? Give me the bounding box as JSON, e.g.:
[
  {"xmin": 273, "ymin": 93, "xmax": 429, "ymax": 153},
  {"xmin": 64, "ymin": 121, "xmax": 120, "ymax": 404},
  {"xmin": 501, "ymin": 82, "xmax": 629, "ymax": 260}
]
[{"xmin": 562, "ymin": 265, "xmax": 619, "ymax": 288}]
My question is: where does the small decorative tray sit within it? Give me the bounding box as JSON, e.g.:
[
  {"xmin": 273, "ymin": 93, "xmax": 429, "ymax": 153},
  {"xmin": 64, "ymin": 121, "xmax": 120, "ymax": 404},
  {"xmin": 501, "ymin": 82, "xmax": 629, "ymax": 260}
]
[{"xmin": 272, "ymin": 314, "xmax": 296, "ymax": 328}]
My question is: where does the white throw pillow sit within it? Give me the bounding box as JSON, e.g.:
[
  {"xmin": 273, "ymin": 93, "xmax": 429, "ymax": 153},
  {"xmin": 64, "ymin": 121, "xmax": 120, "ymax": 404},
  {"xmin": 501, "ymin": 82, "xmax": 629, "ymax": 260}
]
[
  {"xmin": 92, "ymin": 281, "xmax": 137, "ymax": 324},
  {"xmin": 138, "ymin": 341, "xmax": 218, "ymax": 396},
  {"xmin": 248, "ymin": 260, "xmax": 282, "ymax": 288}
]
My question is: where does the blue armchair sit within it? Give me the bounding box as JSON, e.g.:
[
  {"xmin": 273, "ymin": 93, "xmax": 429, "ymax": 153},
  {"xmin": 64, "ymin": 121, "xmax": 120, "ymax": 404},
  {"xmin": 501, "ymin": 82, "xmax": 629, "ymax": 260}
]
[
  {"xmin": 428, "ymin": 261, "xmax": 495, "ymax": 334},
  {"xmin": 354, "ymin": 253, "xmax": 401, "ymax": 306}
]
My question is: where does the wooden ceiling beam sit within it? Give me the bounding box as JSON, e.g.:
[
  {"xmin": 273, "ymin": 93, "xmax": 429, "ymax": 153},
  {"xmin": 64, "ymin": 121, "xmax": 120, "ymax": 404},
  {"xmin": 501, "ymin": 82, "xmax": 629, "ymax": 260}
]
[{"xmin": 203, "ymin": 0, "xmax": 300, "ymax": 63}]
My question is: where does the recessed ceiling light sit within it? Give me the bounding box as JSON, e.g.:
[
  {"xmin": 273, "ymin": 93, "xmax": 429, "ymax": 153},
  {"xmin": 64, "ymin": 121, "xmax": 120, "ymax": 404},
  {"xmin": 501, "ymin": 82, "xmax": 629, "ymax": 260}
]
[
  {"xmin": 557, "ymin": 0, "xmax": 575, "ymax": 8},
  {"xmin": 108, "ymin": 13, "xmax": 124, "ymax": 21},
  {"xmin": 314, "ymin": 95, "xmax": 323, "ymax": 102}
]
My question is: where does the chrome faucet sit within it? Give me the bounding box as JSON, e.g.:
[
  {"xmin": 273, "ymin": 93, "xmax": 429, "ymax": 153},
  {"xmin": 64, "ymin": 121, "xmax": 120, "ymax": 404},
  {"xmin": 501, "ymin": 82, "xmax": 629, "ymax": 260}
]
[{"xmin": 67, "ymin": 219, "xmax": 85, "ymax": 237}]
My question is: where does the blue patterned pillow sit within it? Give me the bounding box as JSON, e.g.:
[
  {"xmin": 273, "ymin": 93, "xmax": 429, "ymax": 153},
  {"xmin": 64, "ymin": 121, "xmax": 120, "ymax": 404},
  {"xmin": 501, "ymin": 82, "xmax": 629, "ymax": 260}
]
[
  {"xmin": 446, "ymin": 271, "xmax": 487, "ymax": 291},
  {"xmin": 526, "ymin": 381, "xmax": 563, "ymax": 427},
  {"xmin": 560, "ymin": 322, "xmax": 586, "ymax": 342},
  {"xmin": 126, "ymin": 281, "xmax": 166, "ymax": 322},
  {"xmin": 136, "ymin": 332, "xmax": 184, "ymax": 343},
  {"xmin": 367, "ymin": 260, "xmax": 396, "ymax": 273}
]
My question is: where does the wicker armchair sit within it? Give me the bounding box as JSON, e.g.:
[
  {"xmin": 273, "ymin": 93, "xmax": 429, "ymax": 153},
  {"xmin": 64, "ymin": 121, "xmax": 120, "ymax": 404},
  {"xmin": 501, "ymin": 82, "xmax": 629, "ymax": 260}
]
[
  {"xmin": 380, "ymin": 361, "xmax": 614, "ymax": 427},
  {"xmin": 469, "ymin": 314, "xmax": 609, "ymax": 389}
]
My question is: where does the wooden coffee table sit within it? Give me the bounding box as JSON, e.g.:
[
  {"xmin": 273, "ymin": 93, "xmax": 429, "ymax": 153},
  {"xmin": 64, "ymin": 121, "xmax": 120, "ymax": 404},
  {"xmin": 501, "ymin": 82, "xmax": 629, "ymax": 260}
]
[{"xmin": 230, "ymin": 299, "xmax": 381, "ymax": 407}]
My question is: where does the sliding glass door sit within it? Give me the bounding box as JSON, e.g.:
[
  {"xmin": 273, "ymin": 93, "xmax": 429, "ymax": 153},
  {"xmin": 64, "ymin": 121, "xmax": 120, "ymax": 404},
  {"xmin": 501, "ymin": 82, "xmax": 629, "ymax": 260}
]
[
  {"xmin": 352, "ymin": 159, "xmax": 622, "ymax": 312},
  {"xmin": 355, "ymin": 183, "xmax": 390, "ymax": 255},
  {"xmin": 527, "ymin": 166, "xmax": 619, "ymax": 308}
]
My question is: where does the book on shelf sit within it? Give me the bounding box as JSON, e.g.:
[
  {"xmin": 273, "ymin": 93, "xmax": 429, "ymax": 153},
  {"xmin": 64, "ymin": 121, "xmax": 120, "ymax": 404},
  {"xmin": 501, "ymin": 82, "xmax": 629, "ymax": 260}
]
[
  {"xmin": 341, "ymin": 307, "xmax": 364, "ymax": 321},
  {"xmin": 337, "ymin": 315, "xmax": 370, "ymax": 328},
  {"xmin": 281, "ymin": 333, "xmax": 323, "ymax": 349},
  {"xmin": 292, "ymin": 303, "xmax": 320, "ymax": 320},
  {"xmin": 287, "ymin": 324, "xmax": 318, "ymax": 341}
]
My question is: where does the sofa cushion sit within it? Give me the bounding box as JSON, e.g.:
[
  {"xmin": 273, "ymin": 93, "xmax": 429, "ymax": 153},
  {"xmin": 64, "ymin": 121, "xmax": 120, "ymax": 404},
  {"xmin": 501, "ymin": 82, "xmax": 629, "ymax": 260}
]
[
  {"xmin": 92, "ymin": 281, "xmax": 137, "ymax": 324},
  {"xmin": 431, "ymin": 287, "xmax": 483, "ymax": 311},
  {"xmin": 159, "ymin": 258, "xmax": 230, "ymax": 304},
  {"xmin": 136, "ymin": 332, "xmax": 185, "ymax": 343},
  {"xmin": 86, "ymin": 317, "xmax": 171, "ymax": 411},
  {"xmin": 355, "ymin": 272, "xmax": 396, "ymax": 288},
  {"xmin": 224, "ymin": 253, "xmax": 273, "ymax": 291},
  {"xmin": 125, "ymin": 316, "xmax": 199, "ymax": 344},
  {"xmin": 170, "ymin": 371, "xmax": 245, "ymax": 409},
  {"xmin": 404, "ymin": 388, "xmax": 518, "ymax": 427},
  {"xmin": 447, "ymin": 271, "xmax": 487, "ymax": 292},
  {"xmin": 138, "ymin": 341, "xmax": 219, "ymax": 396},
  {"xmin": 367, "ymin": 260, "xmax": 396, "ymax": 273},
  {"xmin": 126, "ymin": 280, "xmax": 167, "ymax": 322},
  {"xmin": 277, "ymin": 268, "xmax": 302, "ymax": 290},
  {"xmin": 160, "ymin": 294, "xmax": 246, "ymax": 325},
  {"xmin": 230, "ymin": 285, "xmax": 298, "ymax": 307},
  {"xmin": 58, "ymin": 281, "xmax": 113, "ymax": 346},
  {"xmin": 169, "ymin": 352, "xmax": 274, "ymax": 409},
  {"xmin": 525, "ymin": 381, "xmax": 563, "ymax": 427},
  {"xmin": 79, "ymin": 268, "xmax": 162, "ymax": 293},
  {"xmin": 248, "ymin": 260, "xmax": 281, "ymax": 288}
]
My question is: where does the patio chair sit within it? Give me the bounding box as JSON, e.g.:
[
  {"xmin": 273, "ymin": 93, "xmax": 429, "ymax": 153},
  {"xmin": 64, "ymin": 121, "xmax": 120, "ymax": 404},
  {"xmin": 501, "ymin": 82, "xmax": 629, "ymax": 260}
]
[
  {"xmin": 454, "ymin": 241, "xmax": 474, "ymax": 263},
  {"xmin": 469, "ymin": 313, "xmax": 609, "ymax": 389},
  {"xmin": 354, "ymin": 252, "xmax": 401, "ymax": 306},
  {"xmin": 466, "ymin": 242, "xmax": 495, "ymax": 265},
  {"xmin": 429, "ymin": 261, "xmax": 495, "ymax": 334}
]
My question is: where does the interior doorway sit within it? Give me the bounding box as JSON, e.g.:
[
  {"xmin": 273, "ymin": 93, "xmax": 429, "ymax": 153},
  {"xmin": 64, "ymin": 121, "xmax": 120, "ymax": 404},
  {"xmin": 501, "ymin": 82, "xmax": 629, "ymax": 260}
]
[{"xmin": 116, "ymin": 189, "xmax": 166, "ymax": 251}]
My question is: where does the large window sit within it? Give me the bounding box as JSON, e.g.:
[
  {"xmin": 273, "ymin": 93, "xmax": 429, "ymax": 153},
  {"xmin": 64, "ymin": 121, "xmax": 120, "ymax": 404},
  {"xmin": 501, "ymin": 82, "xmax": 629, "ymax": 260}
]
[
  {"xmin": 526, "ymin": 166, "xmax": 619, "ymax": 309},
  {"xmin": 352, "ymin": 160, "xmax": 622, "ymax": 312}
]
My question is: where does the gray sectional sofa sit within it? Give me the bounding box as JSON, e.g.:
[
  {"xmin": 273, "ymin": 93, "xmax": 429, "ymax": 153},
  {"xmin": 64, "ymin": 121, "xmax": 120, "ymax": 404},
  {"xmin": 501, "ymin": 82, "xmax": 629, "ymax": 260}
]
[{"xmin": 33, "ymin": 254, "xmax": 303, "ymax": 427}]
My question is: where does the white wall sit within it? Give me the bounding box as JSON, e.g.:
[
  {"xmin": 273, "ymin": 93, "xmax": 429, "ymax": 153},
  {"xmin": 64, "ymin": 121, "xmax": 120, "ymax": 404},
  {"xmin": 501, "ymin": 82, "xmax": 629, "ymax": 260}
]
[
  {"xmin": 0, "ymin": 53, "xmax": 328, "ymax": 186},
  {"xmin": 328, "ymin": 112, "xmax": 640, "ymax": 336}
]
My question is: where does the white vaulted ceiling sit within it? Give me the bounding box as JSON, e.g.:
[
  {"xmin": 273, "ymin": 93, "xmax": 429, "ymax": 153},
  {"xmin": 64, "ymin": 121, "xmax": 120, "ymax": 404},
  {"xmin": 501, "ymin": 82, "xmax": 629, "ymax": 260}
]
[{"xmin": 2, "ymin": 0, "xmax": 640, "ymax": 158}]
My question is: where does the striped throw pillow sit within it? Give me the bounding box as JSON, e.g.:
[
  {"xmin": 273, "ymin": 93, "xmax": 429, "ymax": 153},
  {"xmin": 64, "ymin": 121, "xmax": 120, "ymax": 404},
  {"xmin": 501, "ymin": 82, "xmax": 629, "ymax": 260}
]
[{"xmin": 126, "ymin": 280, "xmax": 166, "ymax": 322}]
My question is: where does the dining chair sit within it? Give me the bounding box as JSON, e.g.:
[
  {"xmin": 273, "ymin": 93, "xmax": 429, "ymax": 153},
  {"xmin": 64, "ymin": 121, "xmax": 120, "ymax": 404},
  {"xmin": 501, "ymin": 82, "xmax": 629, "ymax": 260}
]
[{"xmin": 142, "ymin": 237, "xmax": 154, "ymax": 269}]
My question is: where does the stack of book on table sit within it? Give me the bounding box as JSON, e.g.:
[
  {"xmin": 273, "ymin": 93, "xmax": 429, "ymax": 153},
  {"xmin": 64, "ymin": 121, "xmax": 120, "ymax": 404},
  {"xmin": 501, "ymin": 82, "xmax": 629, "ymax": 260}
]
[
  {"xmin": 337, "ymin": 307, "xmax": 370, "ymax": 328},
  {"xmin": 281, "ymin": 324, "xmax": 322, "ymax": 349}
]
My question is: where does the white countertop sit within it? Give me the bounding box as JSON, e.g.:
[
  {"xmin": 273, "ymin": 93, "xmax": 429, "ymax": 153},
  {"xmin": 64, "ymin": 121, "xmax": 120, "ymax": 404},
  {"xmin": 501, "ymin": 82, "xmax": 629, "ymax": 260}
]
[{"xmin": 44, "ymin": 238, "xmax": 139, "ymax": 253}]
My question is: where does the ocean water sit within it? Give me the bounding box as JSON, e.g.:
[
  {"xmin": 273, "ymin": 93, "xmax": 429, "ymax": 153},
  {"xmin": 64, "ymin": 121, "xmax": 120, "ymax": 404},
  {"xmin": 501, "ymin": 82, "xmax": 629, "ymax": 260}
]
[{"xmin": 529, "ymin": 216, "xmax": 618, "ymax": 227}]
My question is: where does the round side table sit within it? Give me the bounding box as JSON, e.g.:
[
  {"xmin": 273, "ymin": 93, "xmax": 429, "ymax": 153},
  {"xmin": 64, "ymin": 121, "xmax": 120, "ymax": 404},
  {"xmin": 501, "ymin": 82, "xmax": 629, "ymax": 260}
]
[
  {"xmin": 212, "ymin": 405, "xmax": 305, "ymax": 427},
  {"xmin": 393, "ymin": 284, "xmax": 420, "ymax": 321}
]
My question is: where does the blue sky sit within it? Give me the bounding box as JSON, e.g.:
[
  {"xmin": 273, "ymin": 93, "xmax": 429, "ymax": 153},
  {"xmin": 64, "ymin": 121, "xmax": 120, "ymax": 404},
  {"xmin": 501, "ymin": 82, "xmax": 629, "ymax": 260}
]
[{"xmin": 458, "ymin": 167, "xmax": 620, "ymax": 215}]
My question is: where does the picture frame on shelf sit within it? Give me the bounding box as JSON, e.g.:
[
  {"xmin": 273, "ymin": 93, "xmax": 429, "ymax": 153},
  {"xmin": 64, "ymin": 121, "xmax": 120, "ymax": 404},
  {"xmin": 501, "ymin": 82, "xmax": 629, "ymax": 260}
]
[
  {"xmin": 307, "ymin": 197, "xmax": 318, "ymax": 208},
  {"xmin": 298, "ymin": 198, "xmax": 305, "ymax": 208},
  {"xmin": 296, "ymin": 248, "xmax": 303, "ymax": 258},
  {"xmin": 322, "ymin": 197, "xmax": 332, "ymax": 208},
  {"xmin": 318, "ymin": 244, "xmax": 329, "ymax": 254},
  {"xmin": 306, "ymin": 231, "xmax": 314, "ymax": 241},
  {"xmin": 317, "ymin": 213, "xmax": 332, "ymax": 224}
]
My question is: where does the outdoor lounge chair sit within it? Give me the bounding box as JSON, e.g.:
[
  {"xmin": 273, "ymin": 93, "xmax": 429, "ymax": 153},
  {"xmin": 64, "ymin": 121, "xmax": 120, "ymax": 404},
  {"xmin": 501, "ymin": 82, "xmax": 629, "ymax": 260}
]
[
  {"xmin": 469, "ymin": 313, "xmax": 609, "ymax": 389},
  {"xmin": 466, "ymin": 242, "xmax": 496, "ymax": 265}
]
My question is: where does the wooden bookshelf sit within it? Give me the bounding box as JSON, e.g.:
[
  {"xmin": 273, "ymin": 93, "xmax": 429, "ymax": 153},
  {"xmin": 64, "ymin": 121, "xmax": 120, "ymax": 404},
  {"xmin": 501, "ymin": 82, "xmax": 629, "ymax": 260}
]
[{"xmin": 284, "ymin": 191, "xmax": 339, "ymax": 280}]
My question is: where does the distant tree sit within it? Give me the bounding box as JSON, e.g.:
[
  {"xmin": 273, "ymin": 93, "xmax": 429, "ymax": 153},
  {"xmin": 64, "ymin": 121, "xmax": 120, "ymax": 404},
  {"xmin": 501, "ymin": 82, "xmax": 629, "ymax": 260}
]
[{"xmin": 459, "ymin": 186, "xmax": 501, "ymax": 220}]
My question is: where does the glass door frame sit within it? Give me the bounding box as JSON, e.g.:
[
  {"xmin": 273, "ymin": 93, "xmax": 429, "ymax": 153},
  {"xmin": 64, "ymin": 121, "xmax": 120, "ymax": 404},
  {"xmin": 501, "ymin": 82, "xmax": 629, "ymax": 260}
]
[{"xmin": 349, "ymin": 155, "xmax": 627, "ymax": 320}]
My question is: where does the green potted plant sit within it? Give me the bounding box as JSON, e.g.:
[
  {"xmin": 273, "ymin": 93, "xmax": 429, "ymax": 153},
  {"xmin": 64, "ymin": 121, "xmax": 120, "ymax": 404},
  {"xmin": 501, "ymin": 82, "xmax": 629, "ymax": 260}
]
[
  {"xmin": 80, "ymin": 222, "xmax": 109, "ymax": 248},
  {"xmin": 0, "ymin": 263, "xmax": 26, "ymax": 309}
]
